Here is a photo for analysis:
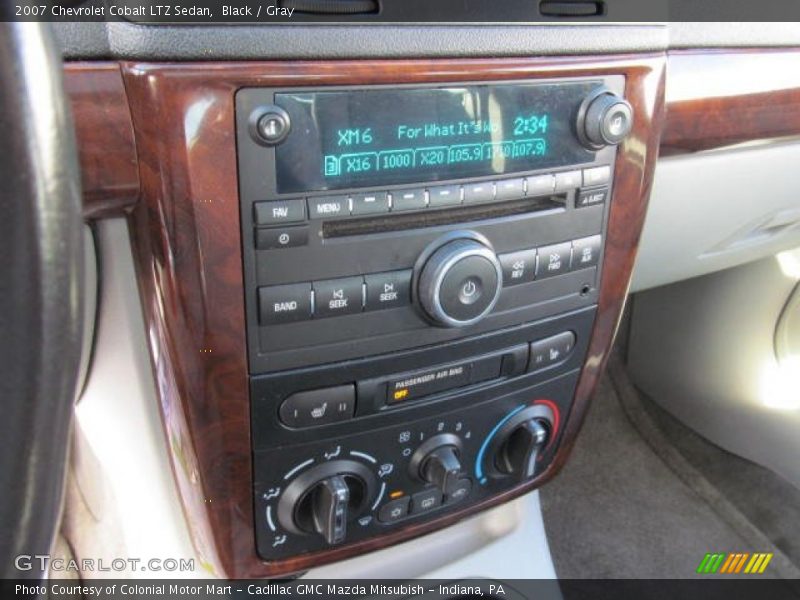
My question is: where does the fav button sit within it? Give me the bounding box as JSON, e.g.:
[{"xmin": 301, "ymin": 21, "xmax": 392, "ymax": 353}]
[
  {"xmin": 364, "ymin": 270, "xmax": 412, "ymax": 311},
  {"xmin": 254, "ymin": 198, "xmax": 306, "ymax": 226},
  {"xmin": 258, "ymin": 283, "xmax": 312, "ymax": 325},
  {"xmin": 379, "ymin": 497, "xmax": 410, "ymax": 523},
  {"xmin": 499, "ymin": 248, "xmax": 537, "ymax": 286},
  {"xmin": 279, "ymin": 384, "xmax": 356, "ymax": 428},
  {"xmin": 313, "ymin": 276, "xmax": 364, "ymax": 318},
  {"xmin": 535, "ymin": 242, "xmax": 572, "ymax": 278}
]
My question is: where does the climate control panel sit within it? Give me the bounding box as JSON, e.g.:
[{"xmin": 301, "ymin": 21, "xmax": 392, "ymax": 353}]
[{"xmin": 254, "ymin": 372, "xmax": 573, "ymax": 560}]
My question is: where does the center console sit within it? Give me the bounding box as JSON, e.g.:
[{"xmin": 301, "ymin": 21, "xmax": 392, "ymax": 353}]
[{"xmin": 236, "ymin": 77, "xmax": 632, "ymax": 560}]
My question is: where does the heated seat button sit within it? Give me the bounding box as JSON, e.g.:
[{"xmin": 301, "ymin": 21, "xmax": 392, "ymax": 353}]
[
  {"xmin": 364, "ymin": 270, "xmax": 412, "ymax": 311},
  {"xmin": 535, "ymin": 242, "xmax": 572, "ymax": 278},
  {"xmin": 571, "ymin": 235, "xmax": 602, "ymax": 269},
  {"xmin": 529, "ymin": 331, "xmax": 576, "ymax": 372},
  {"xmin": 258, "ymin": 283, "xmax": 312, "ymax": 325},
  {"xmin": 379, "ymin": 497, "xmax": 410, "ymax": 523},
  {"xmin": 411, "ymin": 489, "xmax": 442, "ymax": 514},
  {"xmin": 254, "ymin": 198, "xmax": 306, "ymax": 226},
  {"xmin": 279, "ymin": 384, "xmax": 355, "ymax": 428},
  {"xmin": 499, "ymin": 248, "xmax": 537, "ymax": 286},
  {"xmin": 313, "ymin": 277, "xmax": 364, "ymax": 318}
]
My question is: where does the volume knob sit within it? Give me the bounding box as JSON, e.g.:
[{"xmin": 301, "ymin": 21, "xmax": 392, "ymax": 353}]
[
  {"xmin": 416, "ymin": 237, "xmax": 503, "ymax": 328},
  {"xmin": 577, "ymin": 89, "xmax": 633, "ymax": 149}
]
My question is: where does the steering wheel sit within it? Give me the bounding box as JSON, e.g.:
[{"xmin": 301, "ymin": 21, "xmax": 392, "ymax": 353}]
[{"xmin": 0, "ymin": 22, "xmax": 84, "ymax": 579}]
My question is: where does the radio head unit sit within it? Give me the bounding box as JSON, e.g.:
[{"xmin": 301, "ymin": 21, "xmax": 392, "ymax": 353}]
[{"xmin": 237, "ymin": 76, "xmax": 628, "ymax": 375}]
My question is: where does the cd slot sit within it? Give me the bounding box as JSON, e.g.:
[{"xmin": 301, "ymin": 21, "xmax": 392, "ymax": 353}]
[{"xmin": 323, "ymin": 195, "xmax": 565, "ymax": 238}]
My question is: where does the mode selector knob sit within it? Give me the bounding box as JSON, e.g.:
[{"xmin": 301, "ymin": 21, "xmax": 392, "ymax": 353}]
[
  {"xmin": 416, "ymin": 235, "xmax": 503, "ymax": 328},
  {"xmin": 577, "ymin": 88, "xmax": 633, "ymax": 149}
]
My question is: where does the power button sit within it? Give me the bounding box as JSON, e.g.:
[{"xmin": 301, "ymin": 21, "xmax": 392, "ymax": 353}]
[{"xmin": 250, "ymin": 105, "xmax": 291, "ymax": 146}]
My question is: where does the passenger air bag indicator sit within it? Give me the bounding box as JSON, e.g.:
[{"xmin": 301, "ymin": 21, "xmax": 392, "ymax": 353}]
[{"xmin": 387, "ymin": 363, "xmax": 472, "ymax": 404}]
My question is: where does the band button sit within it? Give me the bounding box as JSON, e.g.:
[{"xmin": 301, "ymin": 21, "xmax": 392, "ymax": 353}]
[{"xmin": 258, "ymin": 283, "xmax": 312, "ymax": 325}]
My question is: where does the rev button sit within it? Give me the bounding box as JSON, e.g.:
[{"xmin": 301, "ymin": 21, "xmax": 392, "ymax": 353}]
[{"xmin": 313, "ymin": 277, "xmax": 364, "ymax": 318}]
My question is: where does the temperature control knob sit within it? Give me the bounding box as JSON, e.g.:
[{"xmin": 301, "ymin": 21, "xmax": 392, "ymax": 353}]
[
  {"xmin": 577, "ymin": 89, "xmax": 633, "ymax": 149},
  {"xmin": 496, "ymin": 419, "xmax": 549, "ymax": 479},
  {"xmin": 410, "ymin": 434, "xmax": 464, "ymax": 495},
  {"xmin": 277, "ymin": 460, "xmax": 375, "ymax": 546},
  {"xmin": 484, "ymin": 404, "xmax": 555, "ymax": 481},
  {"xmin": 416, "ymin": 236, "xmax": 503, "ymax": 328}
]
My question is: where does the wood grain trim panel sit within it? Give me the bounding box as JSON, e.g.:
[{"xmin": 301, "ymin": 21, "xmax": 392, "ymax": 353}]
[
  {"xmin": 120, "ymin": 56, "xmax": 665, "ymax": 578},
  {"xmin": 64, "ymin": 63, "xmax": 140, "ymax": 219},
  {"xmin": 661, "ymin": 49, "xmax": 800, "ymax": 156}
]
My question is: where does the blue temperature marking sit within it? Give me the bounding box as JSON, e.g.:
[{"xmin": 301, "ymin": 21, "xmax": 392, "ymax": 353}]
[{"xmin": 475, "ymin": 405, "xmax": 526, "ymax": 485}]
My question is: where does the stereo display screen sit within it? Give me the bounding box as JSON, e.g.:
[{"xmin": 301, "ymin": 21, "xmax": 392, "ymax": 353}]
[{"xmin": 274, "ymin": 82, "xmax": 598, "ymax": 193}]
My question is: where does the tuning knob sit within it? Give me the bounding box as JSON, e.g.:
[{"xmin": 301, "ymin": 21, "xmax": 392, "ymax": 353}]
[
  {"xmin": 416, "ymin": 235, "xmax": 503, "ymax": 328},
  {"xmin": 410, "ymin": 434, "xmax": 464, "ymax": 495},
  {"xmin": 277, "ymin": 460, "xmax": 375, "ymax": 545},
  {"xmin": 577, "ymin": 88, "xmax": 633, "ymax": 149}
]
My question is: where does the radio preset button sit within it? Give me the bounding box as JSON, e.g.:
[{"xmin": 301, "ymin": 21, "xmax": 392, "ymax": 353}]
[
  {"xmin": 554, "ymin": 170, "xmax": 582, "ymax": 192},
  {"xmin": 572, "ymin": 235, "xmax": 602, "ymax": 269},
  {"xmin": 495, "ymin": 178, "xmax": 526, "ymax": 201},
  {"xmin": 428, "ymin": 185, "xmax": 462, "ymax": 207},
  {"xmin": 525, "ymin": 174, "xmax": 556, "ymax": 197},
  {"xmin": 313, "ymin": 277, "xmax": 364, "ymax": 318},
  {"xmin": 254, "ymin": 198, "xmax": 306, "ymax": 226},
  {"xmin": 258, "ymin": 283, "xmax": 312, "ymax": 325},
  {"xmin": 582, "ymin": 165, "xmax": 611, "ymax": 187},
  {"xmin": 309, "ymin": 195, "xmax": 350, "ymax": 219},
  {"xmin": 255, "ymin": 226, "xmax": 309, "ymax": 250},
  {"xmin": 576, "ymin": 187, "xmax": 608, "ymax": 208},
  {"xmin": 535, "ymin": 242, "xmax": 572, "ymax": 278},
  {"xmin": 499, "ymin": 248, "xmax": 537, "ymax": 286},
  {"xmin": 391, "ymin": 188, "xmax": 427, "ymax": 212},
  {"xmin": 351, "ymin": 191, "xmax": 389, "ymax": 215},
  {"xmin": 462, "ymin": 182, "xmax": 494, "ymax": 204},
  {"xmin": 364, "ymin": 270, "xmax": 412, "ymax": 311},
  {"xmin": 279, "ymin": 384, "xmax": 356, "ymax": 428}
]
